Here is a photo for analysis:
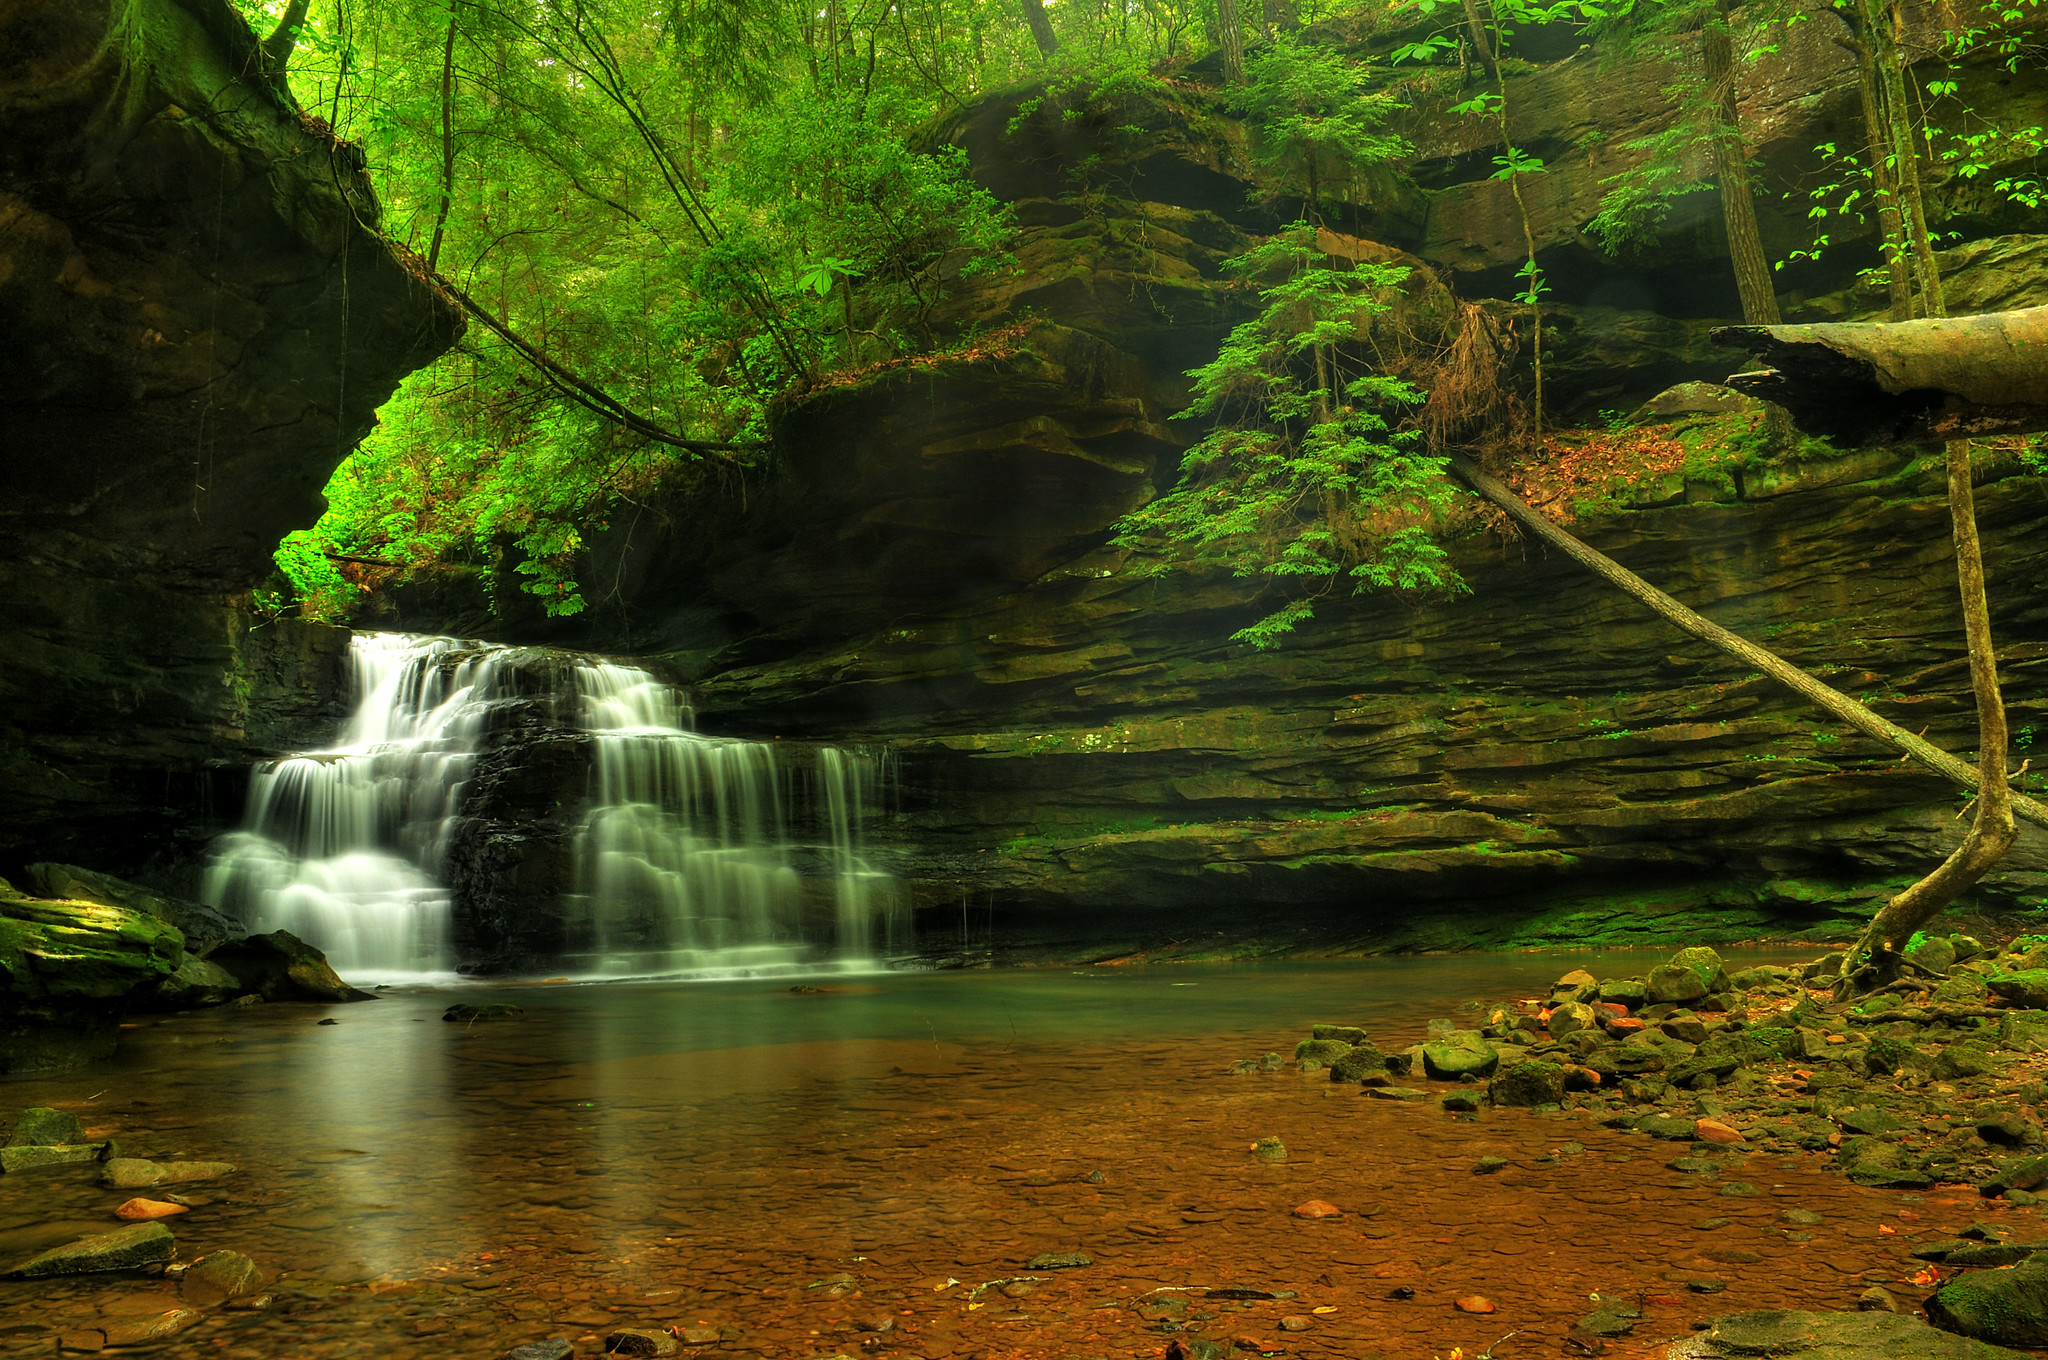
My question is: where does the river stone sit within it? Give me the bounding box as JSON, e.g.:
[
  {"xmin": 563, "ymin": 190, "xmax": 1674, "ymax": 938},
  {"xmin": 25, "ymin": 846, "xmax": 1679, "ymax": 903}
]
[
  {"xmin": 1489, "ymin": 1060, "xmax": 1566, "ymax": 1107},
  {"xmin": 1640, "ymin": 1114, "xmax": 1698, "ymax": 1140},
  {"xmin": 1836, "ymin": 1107, "xmax": 1907, "ymax": 1136},
  {"xmin": 1026, "ymin": 1251, "xmax": 1092, "ymax": 1269},
  {"xmin": 1863, "ymin": 1036, "xmax": 1925, "ymax": 1076},
  {"xmin": 1989, "ymin": 973, "xmax": 2048, "ymax": 1010},
  {"xmin": 1646, "ymin": 963, "xmax": 1710, "ymax": 1005},
  {"xmin": 1548, "ymin": 1001, "xmax": 1596, "ymax": 1037},
  {"xmin": 7, "ymin": 1222, "xmax": 174, "ymax": 1277},
  {"xmin": 1328, "ymin": 1043, "xmax": 1388, "ymax": 1083},
  {"xmin": 1312, "ymin": 1024, "xmax": 1369, "ymax": 1044},
  {"xmin": 1983, "ymin": 1155, "xmax": 2048, "ymax": 1198},
  {"xmin": 444, "ymin": 1003, "xmax": 523, "ymax": 1023},
  {"xmin": 1944, "ymin": 1243, "xmax": 2044, "ymax": 1268},
  {"xmin": 502, "ymin": 1343, "xmax": 573, "ymax": 1360},
  {"xmin": 0, "ymin": 1143, "xmax": 103, "ymax": 1172},
  {"xmin": 181, "ymin": 1250, "xmax": 261, "ymax": 1305},
  {"xmin": 102, "ymin": 1158, "xmax": 236, "ymax": 1189},
  {"xmin": 1366, "ymin": 1086, "xmax": 1427, "ymax": 1101},
  {"xmin": 1929, "ymin": 1259, "xmax": 2048, "ymax": 1346},
  {"xmin": 1420, "ymin": 1032, "xmax": 1499, "ymax": 1080},
  {"xmin": 1598, "ymin": 979, "xmax": 1647, "ymax": 1007},
  {"xmin": 207, "ymin": 930, "xmax": 373, "ymax": 1004},
  {"xmin": 1694, "ymin": 1308, "xmax": 2032, "ymax": 1358},
  {"xmin": 8, "ymin": 1106, "xmax": 85, "ymax": 1146},
  {"xmin": 21, "ymin": 864, "xmax": 244, "ymax": 956},
  {"xmin": 604, "ymin": 1329, "xmax": 678, "ymax": 1357},
  {"xmin": 102, "ymin": 1309, "xmax": 202, "ymax": 1346},
  {"xmin": 1999, "ymin": 1011, "xmax": 2048, "ymax": 1054}
]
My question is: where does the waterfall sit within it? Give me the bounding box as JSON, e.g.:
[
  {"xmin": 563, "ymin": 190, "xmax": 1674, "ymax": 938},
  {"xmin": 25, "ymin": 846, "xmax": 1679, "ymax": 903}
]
[
  {"xmin": 571, "ymin": 661, "xmax": 903, "ymax": 975},
  {"xmin": 204, "ymin": 633, "xmax": 902, "ymax": 978}
]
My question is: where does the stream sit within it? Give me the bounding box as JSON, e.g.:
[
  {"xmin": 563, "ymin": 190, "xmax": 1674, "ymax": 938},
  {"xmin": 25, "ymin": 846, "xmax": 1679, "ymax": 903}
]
[{"xmin": 0, "ymin": 956, "xmax": 2014, "ymax": 1359}]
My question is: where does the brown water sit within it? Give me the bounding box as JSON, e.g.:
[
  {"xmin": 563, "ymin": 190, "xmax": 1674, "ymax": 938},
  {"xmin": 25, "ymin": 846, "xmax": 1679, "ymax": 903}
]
[{"xmin": 0, "ymin": 954, "xmax": 2029, "ymax": 1359}]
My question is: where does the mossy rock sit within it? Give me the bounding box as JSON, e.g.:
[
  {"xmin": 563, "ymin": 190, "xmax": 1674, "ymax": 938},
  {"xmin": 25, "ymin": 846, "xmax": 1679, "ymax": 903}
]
[
  {"xmin": 1989, "ymin": 972, "xmax": 2048, "ymax": 1010},
  {"xmin": 1328, "ymin": 1043, "xmax": 1389, "ymax": 1083},
  {"xmin": 1489, "ymin": 1060, "xmax": 1566, "ymax": 1107},
  {"xmin": 1927, "ymin": 1259, "xmax": 2048, "ymax": 1346},
  {"xmin": 1420, "ymin": 1032, "xmax": 1500, "ymax": 1080},
  {"xmin": 1294, "ymin": 1037, "xmax": 1353, "ymax": 1066},
  {"xmin": 1937, "ymin": 1043, "xmax": 2001, "ymax": 1081}
]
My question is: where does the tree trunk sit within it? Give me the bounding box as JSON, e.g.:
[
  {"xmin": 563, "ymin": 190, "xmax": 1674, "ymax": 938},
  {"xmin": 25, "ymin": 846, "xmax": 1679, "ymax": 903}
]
[
  {"xmin": 426, "ymin": 7, "xmax": 459, "ymax": 275},
  {"xmin": 1850, "ymin": 38, "xmax": 1914, "ymax": 319},
  {"xmin": 259, "ymin": 0, "xmax": 312, "ymax": 86},
  {"xmin": 1703, "ymin": 0, "xmax": 1780, "ymax": 324},
  {"xmin": 1447, "ymin": 453, "xmax": 2048, "ymax": 833},
  {"xmin": 1218, "ymin": 0, "xmax": 1246, "ymax": 84},
  {"xmin": 1716, "ymin": 306, "xmax": 2048, "ymax": 444},
  {"xmin": 1020, "ymin": 0, "xmax": 1058, "ymax": 58},
  {"xmin": 1834, "ymin": 439, "xmax": 2015, "ymax": 996},
  {"xmin": 1866, "ymin": 0, "xmax": 1945, "ymax": 319}
]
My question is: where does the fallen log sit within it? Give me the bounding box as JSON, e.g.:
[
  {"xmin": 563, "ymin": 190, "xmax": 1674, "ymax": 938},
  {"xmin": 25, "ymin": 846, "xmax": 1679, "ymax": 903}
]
[{"xmin": 1713, "ymin": 305, "xmax": 2048, "ymax": 444}]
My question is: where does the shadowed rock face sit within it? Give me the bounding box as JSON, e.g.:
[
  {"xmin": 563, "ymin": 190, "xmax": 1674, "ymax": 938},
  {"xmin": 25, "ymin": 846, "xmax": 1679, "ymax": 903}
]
[{"xmin": 0, "ymin": 0, "xmax": 462, "ymax": 878}]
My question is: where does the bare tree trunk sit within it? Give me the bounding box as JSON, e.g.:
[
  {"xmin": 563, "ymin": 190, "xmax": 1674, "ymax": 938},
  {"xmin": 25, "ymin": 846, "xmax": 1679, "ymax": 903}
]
[
  {"xmin": 1847, "ymin": 37, "xmax": 1914, "ymax": 319},
  {"xmin": 1865, "ymin": 0, "xmax": 1945, "ymax": 319},
  {"xmin": 1020, "ymin": 0, "xmax": 1058, "ymax": 58},
  {"xmin": 1834, "ymin": 440, "xmax": 2016, "ymax": 995},
  {"xmin": 1703, "ymin": 0, "xmax": 1780, "ymax": 325},
  {"xmin": 1448, "ymin": 454, "xmax": 2048, "ymax": 832},
  {"xmin": 426, "ymin": 8, "xmax": 459, "ymax": 274},
  {"xmin": 1218, "ymin": 0, "xmax": 1246, "ymax": 84}
]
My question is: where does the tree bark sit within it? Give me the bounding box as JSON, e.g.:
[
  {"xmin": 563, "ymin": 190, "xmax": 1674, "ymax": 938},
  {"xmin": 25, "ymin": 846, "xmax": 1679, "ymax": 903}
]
[
  {"xmin": 1020, "ymin": 0, "xmax": 1058, "ymax": 58},
  {"xmin": 1715, "ymin": 306, "xmax": 2048, "ymax": 444},
  {"xmin": 1218, "ymin": 0, "xmax": 1246, "ymax": 84},
  {"xmin": 1703, "ymin": 0, "xmax": 1780, "ymax": 325},
  {"xmin": 426, "ymin": 7, "xmax": 459, "ymax": 275},
  {"xmin": 1838, "ymin": 28, "xmax": 1914, "ymax": 319},
  {"xmin": 258, "ymin": 0, "xmax": 312, "ymax": 86},
  {"xmin": 1833, "ymin": 439, "xmax": 2016, "ymax": 996},
  {"xmin": 1865, "ymin": 0, "xmax": 1945, "ymax": 319},
  {"xmin": 1447, "ymin": 453, "xmax": 2048, "ymax": 833}
]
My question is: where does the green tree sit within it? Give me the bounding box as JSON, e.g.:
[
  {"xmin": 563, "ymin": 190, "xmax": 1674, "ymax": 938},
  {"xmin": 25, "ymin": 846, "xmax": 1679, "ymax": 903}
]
[
  {"xmin": 1114, "ymin": 225, "xmax": 1460, "ymax": 646},
  {"xmin": 1232, "ymin": 36, "xmax": 1408, "ymax": 225}
]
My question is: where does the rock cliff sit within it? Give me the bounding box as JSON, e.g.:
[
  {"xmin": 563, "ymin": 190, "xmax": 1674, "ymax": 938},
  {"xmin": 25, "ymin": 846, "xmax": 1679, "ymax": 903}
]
[
  {"xmin": 0, "ymin": 0, "xmax": 462, "ymax": 880},
  {"xmin": 367, "ymin": 21, "xmax": 2048, "ymax": 956}
]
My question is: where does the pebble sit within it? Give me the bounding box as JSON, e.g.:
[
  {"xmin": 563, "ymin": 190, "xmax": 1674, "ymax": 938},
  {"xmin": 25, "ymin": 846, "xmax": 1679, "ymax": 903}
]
[
  {"xmin": 1026, "ymin": 1250, "xmax": 1093, "ymax": 1269},
  {"xmin": 1474, "ymin": 1156, "xmax": 1508, "ymax": 1175},
  {"xmin": 113, "ymin": 1198, "xmax": 186, "ymax": 1220},
  {"xmin": 1278, "ymin": 1315, "xmax": 1314, "ymax": 1332},
  {"xmin": 605, "ymin": 1327, "xmax": 678, "ymax": 1357},
  {"xmin": 100, "ymin": 1310, "xmax": 202, "ymax": 1346},
  {"xmin": 1859, "ymin": 1285, "xmax": 1900, "ymax": 1312},
  {"xmin": 1695, "ymin": 1118, "xmax": 1746, "ymax": 1145},
  {"xmin": 1454, "ymin": 1295, "xmax": 1496, "ymax": 1314},
  {"xmin": 1292, "ymin": 1200, "xmax": 1341, "ymax": 1219},
  {"xmin": 100, "ymin": 1158, "xmax": 236, "ymax": 1189}
]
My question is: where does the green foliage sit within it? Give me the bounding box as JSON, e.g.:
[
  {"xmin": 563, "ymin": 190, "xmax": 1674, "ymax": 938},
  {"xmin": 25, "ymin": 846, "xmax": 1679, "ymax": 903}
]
[
  {"xmin": 1232, "ymin": 36, "xmax": 1409, "ymax": 211},
  {"xmin": 1114, "ymin": 224, "xmax": 1462, "ymax": 647}
]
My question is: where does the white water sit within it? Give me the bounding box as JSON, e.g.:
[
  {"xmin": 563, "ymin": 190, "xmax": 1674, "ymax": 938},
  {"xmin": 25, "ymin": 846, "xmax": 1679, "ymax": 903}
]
[{"xmin": 204, "ymin": 633, "xmax": 901, "ymax": 980}]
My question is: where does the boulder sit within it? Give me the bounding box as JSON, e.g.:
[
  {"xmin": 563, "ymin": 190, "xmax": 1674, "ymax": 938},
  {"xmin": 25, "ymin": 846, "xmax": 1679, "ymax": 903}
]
[
  {"xmin": 1646, "ymin": 963, "xmax": 1710, "ymax": 1004},
  {"xmin": 1489, "ymin": 1060, "xmax": 1567, "ymax": 1107},
  {"xmin": 154, "ymin": 956, "xmax": 241, "ymax": 1009},
  {"xmin": 1311, "ymin": 1024, "xmax": 1369, "ymax": 1044},
  {"xmin": 207, "ymin": 931, "xmax": 372, "ymax": 1003},
  {"xmin": 0, "ymin": 1144, "xmax": 104, "ymax": 1172},
  {"xmin": 1908, "ymin": 935, "xmax": 1959, "ymax": 974},
  {"xmin": 6, "ymin": 1222, "xmax": 174, "ymax": 1277},
  {"xmin": 0, "ymin": 882, "xmax": 189, "ymax": 1073},
  {"xmin": 1928, "ymin": 1260, "xmax": 2048, "ymax": 1346},
  {"xmin": 1989, "ymin": 972, "xmax": 2048, "ymax": 1010},
  {"xmin": 1598, "ymin": 979, "xmax": 1647, "ymax": 1008}
]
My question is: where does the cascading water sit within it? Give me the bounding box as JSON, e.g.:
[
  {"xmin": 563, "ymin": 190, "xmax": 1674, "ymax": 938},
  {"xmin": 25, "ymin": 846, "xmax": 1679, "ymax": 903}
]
[
  {"xmin": 202, "ymin": 634, "xmax": 505, "ymax": 978},
  {"xmin": 571, "ymin": 661, "xmax": 902, "ymax": 975},
  {"xmin": 204, "ymin": 633, "xmax": 902, "ymax": 979}
]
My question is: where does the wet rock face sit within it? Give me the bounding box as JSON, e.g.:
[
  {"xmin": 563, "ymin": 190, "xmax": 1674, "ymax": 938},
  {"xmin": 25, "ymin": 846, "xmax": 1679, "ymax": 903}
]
[{"xmin": 0, "ymin": 0, "xmax": 461, "ymax": 878}]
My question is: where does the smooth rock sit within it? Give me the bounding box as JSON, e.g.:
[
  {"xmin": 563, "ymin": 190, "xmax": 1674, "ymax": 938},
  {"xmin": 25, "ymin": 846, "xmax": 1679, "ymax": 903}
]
[
  {"xmin": 1311, "ymin": 1024, "xmax": 1369, "ymax": 1044},
  {"xmin": 1420, "ymin": 1031, "xmax": 1499, "ymax": 1080},
  {"xmin": 101, "ymin": 1158, "xmax": 235, "ymax": 1189},
  {"xmin": 501, "ymin": 1342, "xmax": 573, "ymax": 1360},
  {"xmin": 1695, "ymin": 1118, "xmax": 1746, "ymax": 1145},
  {"xmin": 1988, "ymin": 972, "xmax": 2048, "ymax": 1010},
  {"xmin": 1859, "ymin": 1286, "xmax": 1899, "ymax": 1313},
  {"xmin": 1365, "ymin": 1086, "xmax": 1427, "ymax": 1101},
  {"xmin": 1548, "ymin": 1001, "xmax": 1597, "ymax": 1037},
  {"xmin": 1292, "ymin": 1200, "xmax": 1341, "ymax": 1218},
  {"xmin": 1454, "ymin": 1295, "xmax": 1495, "ymax": 1313},
  {"xmin": 100, "ymin": 1309, "xmax": 201, "ymax": 1346},
  {"xmin": 113, "ymin": 1199, "xmax": 186, "ymax": 1221},
  {"xmin": 7, "ymin": 1222, "xmax": 174, "ymax": 1277},
  {"xmin": 181, "ymin": 1250, "xmax": 261, "ymax": 1305},
  {"xmin": 1279, "ymin": 1315, "xmax": 1313, "ymax": 1332}
]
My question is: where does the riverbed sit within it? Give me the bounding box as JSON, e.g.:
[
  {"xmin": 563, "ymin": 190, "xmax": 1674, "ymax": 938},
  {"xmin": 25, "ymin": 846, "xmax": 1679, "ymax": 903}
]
[{"xmin": 0, "ymin": 954, "xmax": 2020, "ymax": 1358}]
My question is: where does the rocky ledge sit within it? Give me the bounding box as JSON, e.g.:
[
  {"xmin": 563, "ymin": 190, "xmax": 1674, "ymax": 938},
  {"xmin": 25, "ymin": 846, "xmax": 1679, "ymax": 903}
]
[{"xmin": 0, "ymin": 864, "xmax": 366, "ymax": 1074}]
